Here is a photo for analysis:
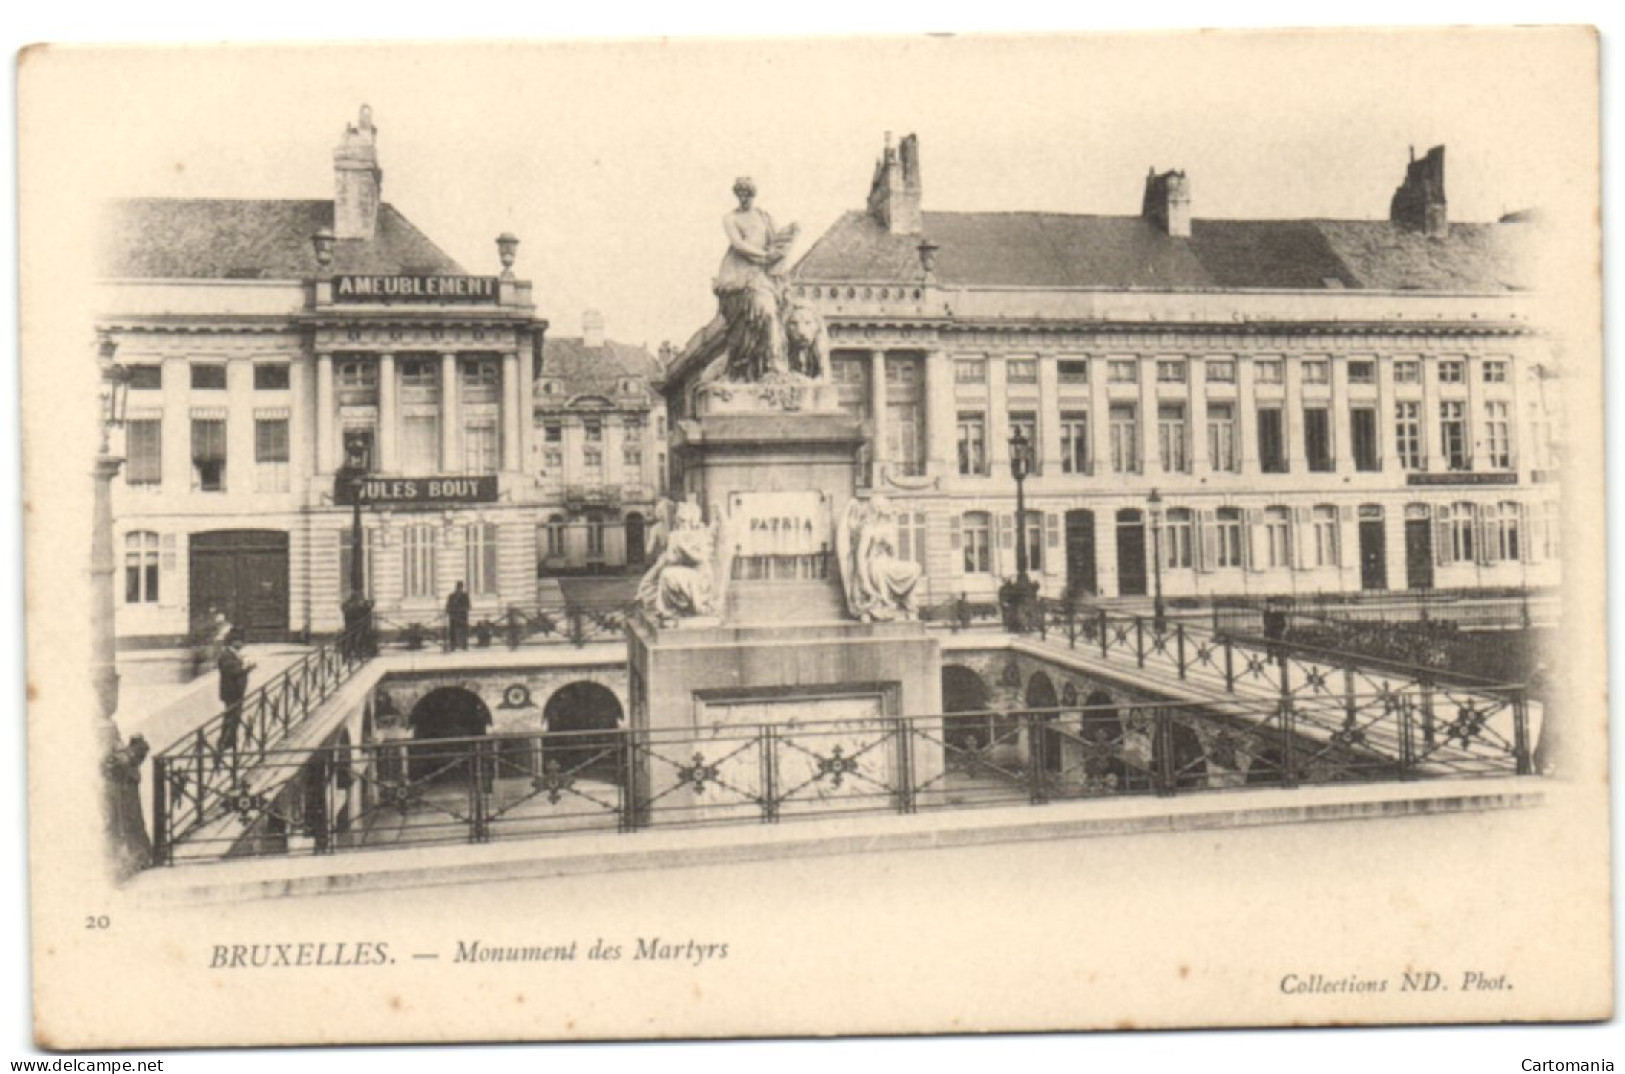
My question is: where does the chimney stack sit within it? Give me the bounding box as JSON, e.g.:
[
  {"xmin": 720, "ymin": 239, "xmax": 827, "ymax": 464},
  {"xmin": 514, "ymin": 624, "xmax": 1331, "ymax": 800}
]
[
  {"xmin": 1390, "ymin": 145, "xmax": 1448, "ymax": 237},
  {"xmin": 333, "ymin": 105, "xmax": 383, "ymax": 241},
  {"xmin": 1142, "ymin": 167, "xmax": 1192, "ymax": 238},
  {"xmin": 867, "ymin": 131, "xmax": 923, "ymax": 236},
  {"xmin": 583, "ymin": 309, "xmax": 606, "ymax": 350}
]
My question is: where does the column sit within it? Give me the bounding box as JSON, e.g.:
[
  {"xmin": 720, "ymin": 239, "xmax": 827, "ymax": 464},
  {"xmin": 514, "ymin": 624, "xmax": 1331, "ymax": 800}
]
[
  {"xmin": 1283, "ymin": 355, "xmax": 1303, "ymax": 471},
  {"xmin": 1138, "ymin": 356, "xmax": 1157, "ymax": 476},
  {"xmin": 1331, "ymin": 354, "xmax": 1353, "ymax": 474},
  {"xmin": 1037, "ymin": 355, "xmax": 1062, "ymax": 476},
  {"xmin": 502, "ymin": 351, "xmax": 523, "ymax": 472},
  {"xmin": 868, "ymin": 349, "xmax": 889, "ymax": 474},
  {"xmin": 315, "ymin": 352, "xmax": 335, "ymax": 475},
  {"xmin": 289, "ymin": 357, "xmax": 312, "ymax": 483},
  {"xmin": 1465, "ymin": 353, "xmax": 1485, "ymax": 471},
  {"xmin": 603, "ymin": 415, "xmax": 625, "ymax": 488},
  {"xmin": 225, "ymin": 359, "xmax": 255, "ymax": 496},
  {"xmin": 987, "ymin": 355, "xmax": 1008, "ymax": 475},
  {"xmin": 441, "ymin": 352, "xmax": 460, "ymax": 472},
  {"xmin": 561, "ymin": 419, "xmax": 581, "ymax": 488},
  {"xmin": 1188, "ymin": 355, "xmax": 1208, "ymax": 475},
  {"xmin": 1377, "ymin": 354, "xmax": 1399, "ymax": 476},
  {"xmin": 377, "ymin": 352, "xmax": 397, "ymax": 473},
  {"xmin": 924, "ymin": 350, "xmax": 954, "ymax": 478},
  {"xmin": 1420, "ymin": 356, "xmax": 1440, "ymax": 471},
  {"xmin": 162, "ymin": 355, "xmax": 191, "ymax": 490},
  {"xmin": 1089, "ymin": 354, "xmax": 1110, "ymax": 476},
  {"xmin": 1236, "ymin": 355, "xmax": 1258, "ymax": 476}
]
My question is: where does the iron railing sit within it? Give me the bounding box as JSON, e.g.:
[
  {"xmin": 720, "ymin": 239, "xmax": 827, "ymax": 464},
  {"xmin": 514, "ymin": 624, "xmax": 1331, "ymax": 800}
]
[
  {"xmin": 150, "ymin": 692, "xmax": 1531, "ymax": 864},
  {"xmin": 371, "ymin": 600, "xmax": 638, "ymax": 653}
]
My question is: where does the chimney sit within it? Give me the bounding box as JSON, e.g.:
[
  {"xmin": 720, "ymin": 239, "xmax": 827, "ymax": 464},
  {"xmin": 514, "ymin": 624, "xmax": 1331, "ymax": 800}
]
[
  {"xmin": 333, "ymin": 105, "xmax": 383, "ymax": 241},
  {"xmin": 867, "ymin": 131, "xmax": 922, "ymax": 235},
  {"xmin": 1142, "ymin": 167, "xmax": 1192, "ymax": 238},
  {"xmin": 1390, "ymin": 145, "xmax": 1448, "ymax": 237},
  {"xmin": 583, "ymin": 309, "xmax": 606, "ymax": 350}
]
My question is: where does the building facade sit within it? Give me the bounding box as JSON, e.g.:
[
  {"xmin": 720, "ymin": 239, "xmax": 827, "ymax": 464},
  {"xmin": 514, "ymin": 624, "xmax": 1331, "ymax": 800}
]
[
  {"xmin": 671, "ymin": 135, "xmax": 1561, "ymax": 606},
  {"xmin": 98, "ymin": 107, "xmax": 664, "ymax": 646}
]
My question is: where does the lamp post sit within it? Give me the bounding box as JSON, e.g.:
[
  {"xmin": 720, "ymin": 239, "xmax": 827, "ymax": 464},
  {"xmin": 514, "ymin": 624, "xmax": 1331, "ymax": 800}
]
[
  {"xmin": 94, "ymin": 333, "xmax": 148, "ymax": 878},
  {"xmin": 1009, "ymin": 427, "xmax": 1034, "ymax": 587},
  {"xmin": 1147, "ymin": 487, "xmax": 1166, "ymax": 628},
  {"xmin": 337, "ymin": 438, "xmax": 374, "ymax": 657}
]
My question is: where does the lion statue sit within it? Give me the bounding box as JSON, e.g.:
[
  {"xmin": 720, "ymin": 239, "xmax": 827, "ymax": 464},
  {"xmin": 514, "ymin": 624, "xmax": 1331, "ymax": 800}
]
[{"xmin": 782, "ymin": 301, "xmax": 830, "ymax": 383}]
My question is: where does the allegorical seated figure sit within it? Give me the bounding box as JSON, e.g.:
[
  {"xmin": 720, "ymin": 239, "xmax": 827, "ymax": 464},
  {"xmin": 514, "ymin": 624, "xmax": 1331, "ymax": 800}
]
[
  {"xmin": 636, "ymin": 501, "xmax": 717, "ymax": 623},
  {"xmin": 714, "ymin": 176, "xmax": 800, "ymax": 383},
  {"xmin": 839, "ymin": 495, "xmax": 923, "ymax": 622}
]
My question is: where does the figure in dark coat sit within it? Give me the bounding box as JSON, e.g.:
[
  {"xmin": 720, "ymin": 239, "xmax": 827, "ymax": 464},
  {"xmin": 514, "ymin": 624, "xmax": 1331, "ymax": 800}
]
[
  {"xmin": 446, "ymin": 581, "xmax": 472, "ymax": 651},
  {"xmin": 215, "ymin": 632, "xmax": 254, "ymax": 767}
]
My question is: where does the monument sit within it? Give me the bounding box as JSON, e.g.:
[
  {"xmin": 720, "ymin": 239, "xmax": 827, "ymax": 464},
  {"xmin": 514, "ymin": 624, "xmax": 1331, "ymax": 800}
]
[{"xmin": 625, "ymin": 179, "xmax": 943, "ymax": 822}]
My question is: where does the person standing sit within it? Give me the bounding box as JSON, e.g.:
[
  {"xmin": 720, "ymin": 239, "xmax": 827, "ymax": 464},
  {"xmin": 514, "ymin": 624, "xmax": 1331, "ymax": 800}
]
[
  {"xmin": 215, "ymin": 631, "xmax": 255, "ymax": 769},
  {"xmin": 446, "ymin": 581, "xmax": 471, "ymax": 651}
]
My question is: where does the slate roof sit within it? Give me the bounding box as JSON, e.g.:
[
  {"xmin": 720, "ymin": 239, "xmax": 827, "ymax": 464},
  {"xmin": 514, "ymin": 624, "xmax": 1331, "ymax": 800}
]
[
  {"xmin": 98, "ymin": 198, "xmax": 466, "ymax": 279},
  {"xmin": 794, "ymin": 210, "xmax": 1531, "ymax": 293},
  {"xmin": 540, "ymin": 336, "xmax": 664, "ymax": 400}
]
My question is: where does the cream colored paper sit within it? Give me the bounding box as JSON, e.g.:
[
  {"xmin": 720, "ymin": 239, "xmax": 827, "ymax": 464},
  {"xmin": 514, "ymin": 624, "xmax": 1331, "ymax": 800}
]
[{"xmin": 18, "ymin": 29, "xmax": 1609, "ymax": 1049}]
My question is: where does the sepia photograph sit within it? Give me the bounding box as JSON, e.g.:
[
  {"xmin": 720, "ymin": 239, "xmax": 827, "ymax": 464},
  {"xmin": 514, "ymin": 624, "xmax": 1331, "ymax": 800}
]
[{"xmin": 11, "ymin": 19, "xmax": 1613, "ymax": 1061}]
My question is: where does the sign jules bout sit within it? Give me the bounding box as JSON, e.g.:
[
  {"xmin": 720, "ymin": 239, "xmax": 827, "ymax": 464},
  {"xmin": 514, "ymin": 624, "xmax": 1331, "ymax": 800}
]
[{"xmin": 334, "ymin": 475, "xmax": 498, "ymax": 507}]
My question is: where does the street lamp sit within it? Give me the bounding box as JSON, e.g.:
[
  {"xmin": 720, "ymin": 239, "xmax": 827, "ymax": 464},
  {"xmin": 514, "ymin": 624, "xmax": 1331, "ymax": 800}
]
[
  {"xmin": 338, "ymin": 432, "xmax": 374, "ymax": 657},
  {"xmin": 1147, "ymin": 487, "xmax": 1166, "ymax": 627},
  {"xmin": 1009, "ymin": 427, "xmax": 1035, "ymax": 587}
]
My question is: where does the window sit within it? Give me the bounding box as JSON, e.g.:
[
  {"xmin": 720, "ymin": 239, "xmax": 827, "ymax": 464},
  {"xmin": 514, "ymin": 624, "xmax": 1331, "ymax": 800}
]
[
  {"xmin": 465, "ymin": 422, "xmax": 499, "ymax": 474},
  {"xmin": 586, "ymin": 513, "xmax": 607, "ymax": 559},
  {"xmin": 465, "ymin": 523, "xmax": 499, "ymax": 596},
  {"xmin": 1109, "ymin": 403, "xmax": 1138, "ymax": 474},
  {"xmin": 1489, "ymin": 502, "xmax": 1522, "ymax": 562},
  {"xmin": 254, "ymin": 417, "xmax": 289, "ymax": 493},
  {"xmin": 1484, "ymin": 401, "xmax": 1512, "ymax": 469},
  {"xmin": 957, "ymin": 412, "xmax": 987, "ymax": 475},
  {"xmin": 1215, "ymin": 508, "xmax": 1244, "ymax": 569},
  {"xmin": 337, "ymin": 530, "xmax": 375, "ymax": 600},
  {"xmin": 1395, "ymin": 401, "xmax": 1423, "ymax": 470},
  {"xmin": 896, "ymin": 510, "xmax": 928, "ymax": 569},
  {"xmin": 1008, "ymin": 411, "xmax": 1038, "ymax": 475},
  {"xmin": 1311, "ymin": 506, "xmax": 1339, "ymax": 568},
  {"xmin": 1438, "ymin": 360, "xmax": 1465, "ymax": 384},
  {"xmin": 1255, "ymin": 359, "xmax": 1284, "ymax": 385},
  {"xmin": 401, "ymin": 525, "xmax": 437, "ymax": 599},
  {"xmin": 401, "ymin": 414, "xmax": 439, "ymax": 473},
  {"xmin": 1007, "ymin": 358, "xmax": 1037, "ymax": 384},
  {"xmin": 127, "ymin": 364, "xmax": 162, "ymax": 390},
  {"xmin": 1264, "ymin": 507, "xmax": 1292, "ymax": 569},
  {"xmin": 583, "ymin": 446, "xmax": 603, "ymax": 472},
  {"xmin": 126, "ymin": 419, "xmax": 162, "ymax": 486},
  {"xmin": 1445, "ymin": 503, "xmax": 1476, "ymax": 564},
  {"xmin": 543, "ymin": 516, "xmax": 566, "ymax": 559},
  {"xmin": 1539, "ymin": 501, "xmax": 1561, "ymax": 561},
  {"xmin": 544, "ymin": 448, "xmax": 563, "ymax": 472},
  {"xmin": 401, "ymin": 358, "xmax": 439, "ymax": 390},
  {"xmin": 954, "ymin": 358, "xmax": 986, "ymax": 384},
  {"xmin": 1060, "ymin": 411, "xmax": 1090, "ymax": 475},
  {"xmin": 342, "ymin": 427, "xmax": 375, "ymax": 473},
  {"xmin": 1303, "ymin": 408, "xmax": 1332, "ymax": 472},
  {"xmin": 190, "ymin": 364, "xmax": 227, "ymax": 391},
  {"xmin": 1351, "ymin": 408, "xmax": 1379, "ymax": 472},
  {"xmin": 1058, "ymin": 359, "xmax": 1089, "ymax": 385},
  {"xmin": 1348, "ymin": 360, "xmax": 1375, "ymax": 386},
  {"xmin": 461, "ymin": 357, "xmax": 500, "ymax": 390},
  {"xmin": 1157, "ymin": 403, "xmax": 1186, "ymax": 473},
  {"xmin": 623, "ymin": 440, "xmax": 644, "ymax": 471},
  {"xmin": 1163, "ymin": 508, "xmax": 1193, "ymax": 569},
  {"xmin": 1108, "ymin": 359, "xmax": 1138, "ymax": 384},
  {"xmin": 544, "ymin": 422, "xmax": 562, "ymax": 443},
  {"xmin": 1302, "ymin": 360, "xmax": 1330, "ymax": 386},
  {"xmin": 655, "ymin": 414, "xmax": 666, "ymax": 438},
  {"xmin": 191, "ymin": 418, "xmax": 226, "ymax": 491},
  {"xmin": 1440, "ymin": 401, "xmax": 1469, "ymax": 471},
  {"xmin": 1394, "ymin": 360, "xmax": 1422, "ymax": 384},
  {"xmin": 1156, "ymin": 360, "xmax": 1186, "ymax": 384},
  {"xmin": 123, "ymin": 531, "xmax": 160, "ymax": 603},
  {"xmin": 962, "ymin": 512, "xmax": 992, "ymax": 574},
  {"xmin": 1257, "ymin": 408, "xmax": 1286, "ymax": 473},
  {"xmin": 584, "ymin": 420, "xmax": 602, "ymax": 442},
  {"xmin": 1484, "ymin": 361, "xmax": 1509, "ymax": 384},
  {"xmin": 337, "ymin": 360, "xmax": 377, "ymax": 390},
  {"xmin": 1019, "ymin": 510, "xmax": 1044, "ymax": 573},
  {"xmin": 886, "ymin": 356, "xmax": 925, "ymax": 476},
  {"xmin": 1206, "ymin": 359, "xmax": 1235, "ymax": 384},
  {"xmin": 253, "ymin": 364, "xmax": 290, "ymax": 391},
  {"xmin": 1207, "ymin": 403, "xmax": 1236, "ymax": 472}
]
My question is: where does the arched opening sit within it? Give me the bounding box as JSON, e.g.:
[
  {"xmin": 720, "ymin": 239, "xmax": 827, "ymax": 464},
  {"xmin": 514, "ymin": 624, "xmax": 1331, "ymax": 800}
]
[
  {"xmin": 408, "ymin": 687, "xmax": 492, "ymax": 783},
  {"xmin": 1025, "ymin": 672, "xmax": 1061, "ymax": 772},
  {"xmin": 942, "ymin": 665, "xmax": 992, "ymax": 750},
  {"xmin": 542, "ymin": 682, "xmax": 624, "ymax": 779},
  {"xmin": 625, "ymin": 513, "xmax": 647, "ymax": 567}
]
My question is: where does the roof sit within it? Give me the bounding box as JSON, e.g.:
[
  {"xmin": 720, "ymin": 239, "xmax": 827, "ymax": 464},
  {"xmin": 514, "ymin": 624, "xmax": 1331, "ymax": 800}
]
[
  {"xmin": 98, "ymin": 198, "xmax": 466, "ymax": 279},
  {"xmin": 794, "ymin": 210, "xmax": 1531, "ymax": 293},
  {"xmin": 540, "ymin": 336, "xmax": 664, "ymax": 401}
]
